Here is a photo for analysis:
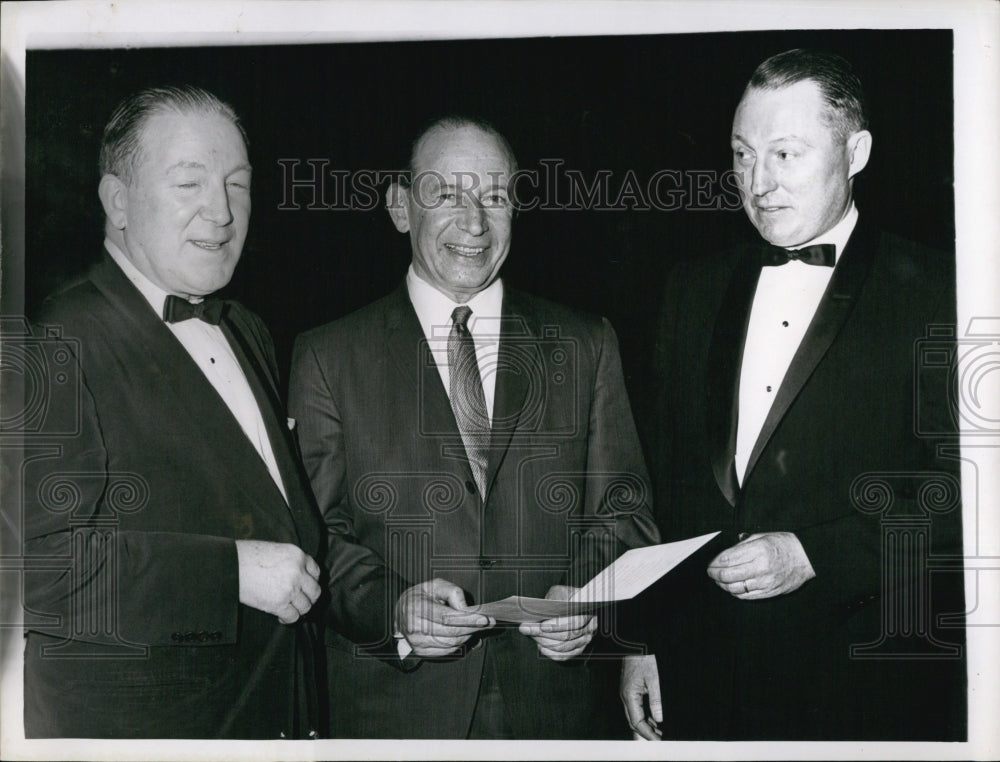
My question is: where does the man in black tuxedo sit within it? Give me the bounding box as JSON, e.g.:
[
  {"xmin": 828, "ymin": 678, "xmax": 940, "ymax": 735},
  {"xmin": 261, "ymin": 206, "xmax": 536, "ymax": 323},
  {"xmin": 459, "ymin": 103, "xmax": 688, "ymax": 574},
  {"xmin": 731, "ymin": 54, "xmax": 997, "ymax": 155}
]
[
  {"xmin": 15, "ymin": 86, "xmax": 324, "ymax": 738},
  {"xmin": 289, "ymin": 116, "xmax": 660, "ymax": 738},
  {"xmin": 621, "ymin": 49, "xmax": 965, "ymax": 740}
]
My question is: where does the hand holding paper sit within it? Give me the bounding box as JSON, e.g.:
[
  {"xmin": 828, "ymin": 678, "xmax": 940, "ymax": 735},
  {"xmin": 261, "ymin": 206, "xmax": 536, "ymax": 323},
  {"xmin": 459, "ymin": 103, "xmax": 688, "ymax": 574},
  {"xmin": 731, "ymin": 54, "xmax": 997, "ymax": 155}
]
[
  {"xmin": 394, "ymin": 578, "xmax": 495, "ymax": 658},
  {"xmin": 471, "ymin": 531, "xmax": 721, "ymax": 623},
  {"xmin": 518, "ymin": 585, "xmax": 598, "ymax": 661},
  {"xmin": 707, "ymin": 531, "xmax": 815, "ymax": 599}
]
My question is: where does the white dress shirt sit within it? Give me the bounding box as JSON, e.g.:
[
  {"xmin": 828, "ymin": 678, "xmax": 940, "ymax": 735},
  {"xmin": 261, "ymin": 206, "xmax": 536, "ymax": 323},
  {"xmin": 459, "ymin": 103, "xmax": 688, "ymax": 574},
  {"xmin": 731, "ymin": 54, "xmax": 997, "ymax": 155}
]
[
  {"xmin": 105, "ymin": 239, "xmax": 287, "ymax": 501},
  {"xmin": 734, "ymin": 205, "xmax": 859, "ymax": 485},
  {"xmin": 406, "ymin": 265, "xmax": 504, "ymax": 426}
]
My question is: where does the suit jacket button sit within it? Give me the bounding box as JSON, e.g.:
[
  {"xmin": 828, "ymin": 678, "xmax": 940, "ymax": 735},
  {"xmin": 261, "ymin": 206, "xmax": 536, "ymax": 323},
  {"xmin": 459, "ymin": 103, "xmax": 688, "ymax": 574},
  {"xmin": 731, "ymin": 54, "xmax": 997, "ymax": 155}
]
[
  {"xmin": 171, "ymin": 632, "xmax": 182, "ymax": 642},
  {"xmin": 465, "ymin": 480, "xmax": 476, "ymax": 494}
]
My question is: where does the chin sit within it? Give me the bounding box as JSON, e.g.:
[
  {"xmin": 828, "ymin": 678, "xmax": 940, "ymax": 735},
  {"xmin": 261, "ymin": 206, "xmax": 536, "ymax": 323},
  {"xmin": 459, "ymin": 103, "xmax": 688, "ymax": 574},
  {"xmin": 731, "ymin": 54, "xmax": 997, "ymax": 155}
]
[
  {"xmin": 191, "ymin": 271, "xmax": 236, "ymax": 296},
  {"xmin": 757, "ymin": 226, "xmax": 796, "ymax": 248}
]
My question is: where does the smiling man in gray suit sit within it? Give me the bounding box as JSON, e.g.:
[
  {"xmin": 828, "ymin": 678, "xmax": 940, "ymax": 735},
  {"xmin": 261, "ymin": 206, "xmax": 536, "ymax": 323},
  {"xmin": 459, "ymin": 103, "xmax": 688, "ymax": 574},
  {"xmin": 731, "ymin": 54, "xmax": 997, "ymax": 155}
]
[{"xmin": 289, "ymin": 115, "xmax": 660, "ymax": 739}]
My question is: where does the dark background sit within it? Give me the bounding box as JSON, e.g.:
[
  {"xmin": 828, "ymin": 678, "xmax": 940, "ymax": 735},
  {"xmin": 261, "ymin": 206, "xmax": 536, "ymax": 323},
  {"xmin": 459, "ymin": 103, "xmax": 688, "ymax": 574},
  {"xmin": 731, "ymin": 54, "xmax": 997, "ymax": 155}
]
[{"xmin": 23, "ymin": 30, "xmax": 953, "ymax": 396}]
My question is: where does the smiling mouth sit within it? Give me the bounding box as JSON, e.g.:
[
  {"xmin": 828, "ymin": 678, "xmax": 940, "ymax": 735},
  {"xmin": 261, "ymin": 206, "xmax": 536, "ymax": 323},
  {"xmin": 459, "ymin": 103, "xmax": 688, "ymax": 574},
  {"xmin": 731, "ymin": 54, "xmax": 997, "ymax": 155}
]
[
  {"xmin": 445, "ymin": 243, "xmax": 487, "ymax": 257},
  {"xmin": 755, "ymin": 205, "xmax": 787, "ymax": 213},
  {"xmin": 190, "ymin": 240, "xmax": 229, "ymax": 251}
]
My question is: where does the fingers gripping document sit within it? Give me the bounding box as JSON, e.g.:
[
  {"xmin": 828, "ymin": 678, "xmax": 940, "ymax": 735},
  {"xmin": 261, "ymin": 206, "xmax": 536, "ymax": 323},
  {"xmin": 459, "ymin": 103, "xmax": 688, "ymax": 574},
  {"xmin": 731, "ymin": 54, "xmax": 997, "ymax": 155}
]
[
  {"xmin": 394, "ymin": 531, "xmax": 719, "ymax": 658},
  {"xmin": 471, "ymin": 531, "xmax": 720, "ymax": 623}
]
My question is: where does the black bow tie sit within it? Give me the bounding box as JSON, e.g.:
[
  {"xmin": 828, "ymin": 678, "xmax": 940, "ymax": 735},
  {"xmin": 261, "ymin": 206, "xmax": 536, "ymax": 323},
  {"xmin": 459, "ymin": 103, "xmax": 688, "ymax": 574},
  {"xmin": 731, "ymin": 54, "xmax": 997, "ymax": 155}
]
[
  {"xmin": 162, "ymin": 294, "xmax": 226, "ymax": 325},
  {"xmin": 761, "ymin": 243, "xmax": 836, "ymax": 268}
]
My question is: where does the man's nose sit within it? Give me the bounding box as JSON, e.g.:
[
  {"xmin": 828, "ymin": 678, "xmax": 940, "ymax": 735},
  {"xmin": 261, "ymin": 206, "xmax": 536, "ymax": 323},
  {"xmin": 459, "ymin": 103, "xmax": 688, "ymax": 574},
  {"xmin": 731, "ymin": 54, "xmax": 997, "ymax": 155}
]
[
  {"xmin": 457, "ymin": 198, "xmax": 488, "ymax": 235},
  {"xmin": 749, "ymin": 159, "xmax": 776, "ymax": 197},
  {"xmin": 200, "ymin": 182, "xmax": 235, "ymax": 225}
]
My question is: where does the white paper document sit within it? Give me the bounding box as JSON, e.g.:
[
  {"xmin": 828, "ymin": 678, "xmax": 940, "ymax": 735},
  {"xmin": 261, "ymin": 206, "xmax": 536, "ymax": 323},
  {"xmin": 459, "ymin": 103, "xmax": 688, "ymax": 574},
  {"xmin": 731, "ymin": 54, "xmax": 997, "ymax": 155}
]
[{"xmin": 468, "ymin": 530, "xmax": 720, "ymax": 623}]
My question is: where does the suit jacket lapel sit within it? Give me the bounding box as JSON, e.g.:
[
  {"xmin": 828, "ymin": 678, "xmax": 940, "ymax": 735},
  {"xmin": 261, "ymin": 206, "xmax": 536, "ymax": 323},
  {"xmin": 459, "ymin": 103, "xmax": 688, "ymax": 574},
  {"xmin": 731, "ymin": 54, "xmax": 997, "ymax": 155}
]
[
  {"xmin": 706, "ymin": 250, "xmax": 762, "ymax": 507},
  {"xmin": 744, "ymin": 221, "xmax": 879, "ymax": 478},
  {"xmin": 483, "ymin": 288, "xmax": 533, "ymax": 497},
  {"xmin": 88, "ymin": 253, "xmax": 295, "ymax": 534},
  {"xmin": 383, "ymin": 285, "xmax": 471, "ymax": 469},
  {"xmin": 385, "ymin": 283, "xmax": 530, "ymax": 500}
]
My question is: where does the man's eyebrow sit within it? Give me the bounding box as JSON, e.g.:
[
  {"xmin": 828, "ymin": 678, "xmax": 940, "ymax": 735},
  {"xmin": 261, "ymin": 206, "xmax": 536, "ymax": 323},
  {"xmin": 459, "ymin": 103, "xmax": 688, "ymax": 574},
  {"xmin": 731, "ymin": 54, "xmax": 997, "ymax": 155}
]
[
  {"xmin": 166, "ymin": 161, "xmax": 253, "ymax": 173},
  {"xmin": 731, "ymin": 133, "xmax": 812, "ymax": 147},
  {"xmin": 166, "ymin": 161, "xmax": 207, "ymax": 172}
]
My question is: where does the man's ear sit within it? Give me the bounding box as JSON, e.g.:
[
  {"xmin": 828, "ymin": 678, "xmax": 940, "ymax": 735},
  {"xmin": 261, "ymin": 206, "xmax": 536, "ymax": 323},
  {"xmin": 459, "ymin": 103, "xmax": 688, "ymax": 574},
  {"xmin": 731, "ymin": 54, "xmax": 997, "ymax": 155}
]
[
  {"xmin": 385, "ymin": 182, "xmax": 410, "ymax": 233},
  {"xmin": 98, "ymin": 174, "xmax": 128, "ymax": 230},
  {"xmin": 846, "ymin": 130, "xmax": 872, "ymax": 180}
]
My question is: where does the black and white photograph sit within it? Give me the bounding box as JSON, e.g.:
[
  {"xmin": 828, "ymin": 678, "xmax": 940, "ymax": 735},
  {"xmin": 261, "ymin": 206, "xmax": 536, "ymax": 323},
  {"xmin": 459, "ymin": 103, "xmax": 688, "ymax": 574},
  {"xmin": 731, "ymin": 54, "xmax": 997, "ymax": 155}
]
[{"xmin": 1, "ymin": 1, "xmax": 997, "ymax": 759}]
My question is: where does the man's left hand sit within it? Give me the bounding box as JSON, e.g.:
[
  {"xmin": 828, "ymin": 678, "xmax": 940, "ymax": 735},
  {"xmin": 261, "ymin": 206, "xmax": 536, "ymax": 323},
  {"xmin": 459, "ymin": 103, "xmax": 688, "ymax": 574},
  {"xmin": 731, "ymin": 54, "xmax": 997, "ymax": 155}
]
[
  {"xmin": 518, "ymin": 585, "xmax": 597, "ymax": 661},
  {"xmin": 620, "ymin": 653, "xmax": 662, "ymax": 740},
  {"xmin": 706, "ymin": 531, "xmax": 816, "ymax": 599}
]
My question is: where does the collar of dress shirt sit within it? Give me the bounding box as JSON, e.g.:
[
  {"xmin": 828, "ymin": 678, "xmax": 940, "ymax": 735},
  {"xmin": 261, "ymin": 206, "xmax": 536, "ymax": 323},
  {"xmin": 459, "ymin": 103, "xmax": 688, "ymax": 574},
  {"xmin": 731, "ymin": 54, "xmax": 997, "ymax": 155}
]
[
  {"xmin": 405, "ymin": 264, "xmax": 504, "ymax": 343},
  {"xmin": 788, "ymin": 203, "xmax": 859, "ymax": 263},
  {"xmin": 104, "ymin": 238, "xmax": 208, "ymax": 317}
]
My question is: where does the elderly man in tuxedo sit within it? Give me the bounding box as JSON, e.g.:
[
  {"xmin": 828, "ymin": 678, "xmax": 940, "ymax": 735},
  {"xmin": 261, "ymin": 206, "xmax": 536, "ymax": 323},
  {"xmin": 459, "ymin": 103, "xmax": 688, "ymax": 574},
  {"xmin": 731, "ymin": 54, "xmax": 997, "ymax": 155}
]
[
  {"xmin": 622, "ymin": 48, "xmax": 965, "ymax": 740},
  {"xmin": 289, "ymin": 116, "xmax": 660, "ymax": 739},
  {"xmin": 16, "ymin": 86, "xmax": 324, "ymax": 738}
]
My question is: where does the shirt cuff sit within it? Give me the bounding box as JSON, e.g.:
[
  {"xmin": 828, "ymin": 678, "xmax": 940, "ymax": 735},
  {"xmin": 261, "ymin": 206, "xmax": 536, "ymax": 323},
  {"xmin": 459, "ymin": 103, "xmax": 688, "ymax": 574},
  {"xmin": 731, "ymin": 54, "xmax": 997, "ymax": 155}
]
[{"xmin": 394, "ymin": 631, "xmax": 413, "ymax": 660}]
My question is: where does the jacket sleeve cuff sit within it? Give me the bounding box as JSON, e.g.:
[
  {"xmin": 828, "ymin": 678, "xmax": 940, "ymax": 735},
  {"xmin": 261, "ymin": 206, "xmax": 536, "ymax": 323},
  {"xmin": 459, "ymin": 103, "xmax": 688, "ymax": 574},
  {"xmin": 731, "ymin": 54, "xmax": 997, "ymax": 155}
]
[{"xmin": 115, "ymin": 532, "xmax": 239, "ymax": 646}]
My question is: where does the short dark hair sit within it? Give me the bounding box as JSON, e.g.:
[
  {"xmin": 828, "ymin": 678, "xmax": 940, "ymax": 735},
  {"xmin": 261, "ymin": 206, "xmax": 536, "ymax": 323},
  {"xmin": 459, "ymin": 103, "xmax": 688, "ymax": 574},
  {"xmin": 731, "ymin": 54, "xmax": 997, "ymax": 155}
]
[
  {"xmin": 745, "ymin": 48, "xmax": 868, "ymax": 140},
  {"xmin": 400, "ymin": 114, "xmax": 518, "ymax": 188},
  {"xmin": 99, "ymin": 85, "xmax": 247, "ymax": 184}
]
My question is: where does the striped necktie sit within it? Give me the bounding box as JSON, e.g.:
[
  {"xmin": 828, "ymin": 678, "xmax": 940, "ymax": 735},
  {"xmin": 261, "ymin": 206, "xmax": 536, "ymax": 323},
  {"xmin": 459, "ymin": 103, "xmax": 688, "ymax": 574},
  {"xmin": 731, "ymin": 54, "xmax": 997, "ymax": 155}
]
[{"xmin": 449, "ymin": 305, "xmax": 490, "ymax": 498}]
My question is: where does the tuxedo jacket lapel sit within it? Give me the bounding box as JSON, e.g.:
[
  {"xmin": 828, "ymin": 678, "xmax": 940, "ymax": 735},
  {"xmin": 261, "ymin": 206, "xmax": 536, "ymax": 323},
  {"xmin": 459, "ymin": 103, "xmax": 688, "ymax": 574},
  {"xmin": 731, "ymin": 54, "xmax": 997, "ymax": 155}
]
[
  {"xmin": 88, "ymin": 254, "xmax": 295, "ymax": 535},
  {"xmin": 221, "ymin": 310, "xmax": 317, "ymax": 542},
  {"xmin": 706, "ymin": 251, "xmax": 762, "ymax": 506},
  {"xmin": 744, "ymin": 222, "xmax": 879, "ymax": 479}
]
